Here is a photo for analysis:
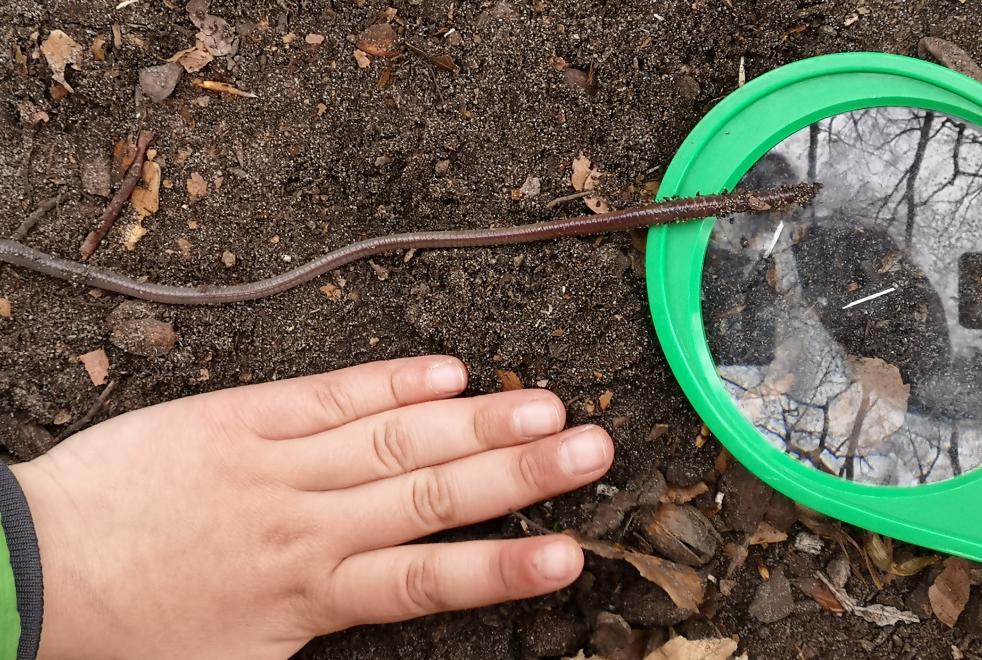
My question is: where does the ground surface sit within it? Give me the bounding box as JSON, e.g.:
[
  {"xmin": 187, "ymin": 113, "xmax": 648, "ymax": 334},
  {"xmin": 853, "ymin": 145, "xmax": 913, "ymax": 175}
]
[{"xmin": 2, "ymin": 1, "xmax": 982, "ymax": 658}]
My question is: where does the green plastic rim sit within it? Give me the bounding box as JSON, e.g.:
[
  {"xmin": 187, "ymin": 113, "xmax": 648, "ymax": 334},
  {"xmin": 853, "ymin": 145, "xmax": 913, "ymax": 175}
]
[{"xmin": 646, "ymin": 52, "xmax": 982, "ymax": 560}]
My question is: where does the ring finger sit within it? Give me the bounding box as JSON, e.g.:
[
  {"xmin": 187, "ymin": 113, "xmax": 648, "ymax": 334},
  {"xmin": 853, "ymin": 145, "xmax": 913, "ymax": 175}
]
[{"xmin": 332, "ymin": 424, "xmax": 613, "ymax": 554}]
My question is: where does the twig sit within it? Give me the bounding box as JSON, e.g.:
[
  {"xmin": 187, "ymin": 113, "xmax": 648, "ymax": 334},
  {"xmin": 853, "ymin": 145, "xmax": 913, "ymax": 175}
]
[
  {"xmin": 11, "ymin": 192, "xmax": 69, "ymax": 241},
  {"xmin": 80, "ymin": 130, "xmax": 154, "ymax": 260},
  {"xmin": 56, "ymin": 379, "xmax": 118, "ymax": 441},
  {"xmin": 545, "ymin": 190, "xmax": 592, "ymax": 209},
  {"xmin": 510, "ymin": 511, "xmax": 552, "ymax": 536}
]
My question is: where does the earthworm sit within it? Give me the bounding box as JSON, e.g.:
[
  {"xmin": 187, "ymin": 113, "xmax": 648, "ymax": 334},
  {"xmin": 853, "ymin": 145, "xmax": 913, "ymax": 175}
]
[{"xmin": 0, "ymin": 184, "xmax": 817, "ymax": 305}]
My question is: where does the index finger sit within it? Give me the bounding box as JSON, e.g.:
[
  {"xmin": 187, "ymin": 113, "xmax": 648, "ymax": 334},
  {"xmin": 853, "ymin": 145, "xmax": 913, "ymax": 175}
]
[{"xmin": 199, "ymin": 356, "xmax": 468, "ymax": 440}]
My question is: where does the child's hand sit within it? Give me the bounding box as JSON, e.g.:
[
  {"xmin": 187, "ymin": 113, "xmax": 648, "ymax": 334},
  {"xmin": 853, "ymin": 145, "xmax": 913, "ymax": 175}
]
[{"xmin": 12, "ymin": 356, "xmax": 613, "ymax": 659}]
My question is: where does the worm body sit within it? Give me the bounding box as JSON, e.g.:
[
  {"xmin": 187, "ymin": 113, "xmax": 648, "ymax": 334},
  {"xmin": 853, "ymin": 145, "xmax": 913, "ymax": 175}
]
[{"xmin": 0, "ymin": 184, "xmax": 817, "ymax": 305}]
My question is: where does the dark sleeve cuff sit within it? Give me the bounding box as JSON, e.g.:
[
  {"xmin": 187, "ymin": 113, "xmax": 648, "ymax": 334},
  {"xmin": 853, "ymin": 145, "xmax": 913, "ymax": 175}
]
[{"xmin": 0, "ymin": 463, "xmax": 43, "ymax": 660}]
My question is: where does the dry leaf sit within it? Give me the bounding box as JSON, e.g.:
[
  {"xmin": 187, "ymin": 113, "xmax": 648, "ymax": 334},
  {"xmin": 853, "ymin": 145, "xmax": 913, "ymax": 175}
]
[
  {"xmin": 0, "ymin": 298, "xmax": 11, "ymax": 319},
  {"xmin": 41, "ymin": 30, "xmax": 83, "ymax": 93},
  {"xmin": 166, "ymin": 41, "xmax": 214, "ymax": 73},
  {"xmin": 187, "ymin": 0, "xmax": 238, "ymax": 57},
  {"xmin": 599, "ymin": 389, "xmax": 614, "ymax": 411},
  {"xmin": 191, "ymin": 79, "xmax": 256, "ymax": 98},
  {"xmin": 496, "ymin": 370, "xmax": 524, "ymax": 392},
  {"xmin": 829, "ymin": 357, "xmax": 910, "ymax": 455},
  {"xmin": 865, "ymin": 533, "xmax": 893, "ymax": 573},
  {"xmin": 568, "ymin": 532, "xmax": 704, "ymax": 611},
  {"xmin": 645, "ymin": 635, "xmax": 738, "ymax": 660},
  {"xmin": 187, "ymin": 172, "xmax": 208, "ymax": 204},
  {"xmin": 357, "ymin": 23, "xmax": 399, "ymax": 57},
  {"xmin": 891, "ymin": 555, "xmax": 939, "ymax": 577},
  {"xmin": 353, "ymin": 49, "xmax": 372, "ymax": 68},
  {"xmin": 816, "ymin": 571, "xmax": 919, "ymax": 626},
  {"xmin": 571, "ymin": 154, "xmax": 593, "ymax": 191},
  {"xmin": 930, "ymin": 557, "xmax": 971, "ymax": 627},
  {"xmin": 569, "ymin": 153, "xmax": 609, "ymax": 214},
  {"xmin": 794, "ymin": 577, "xmax": 846, "ymax": 614},
  {"xmin": 748, "ymin": 521, "xmax": 788, "ymax": 546},
  {"xmin": 79, "ymin": 349, "xmax": 110, "ymax": 385}
]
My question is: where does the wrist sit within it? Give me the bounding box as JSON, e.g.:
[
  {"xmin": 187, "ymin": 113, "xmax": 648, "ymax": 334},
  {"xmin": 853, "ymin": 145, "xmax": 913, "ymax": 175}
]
[{"xmin": 0, "ymin": 461, "xmax": 43, "ymax": 660}]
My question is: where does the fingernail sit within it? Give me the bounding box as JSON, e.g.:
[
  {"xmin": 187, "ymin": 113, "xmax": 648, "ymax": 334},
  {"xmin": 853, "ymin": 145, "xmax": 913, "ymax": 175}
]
[
  {"xmin": 559, "ymin": 427, "xmax": 609, "ymax": 475},
  {"xmin": 514, "ymin": 400, "xmax": 562, "ymax": 438},
  {"xmin": 428, "ymin": 361, "xmax": 467, "ymax": 394},
  {"xmin": 533, "ymin": 540, "xmax": 579, "ymax": 581}
]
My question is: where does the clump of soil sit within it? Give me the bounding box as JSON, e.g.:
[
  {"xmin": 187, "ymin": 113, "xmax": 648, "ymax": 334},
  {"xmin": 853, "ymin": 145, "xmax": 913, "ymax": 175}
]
[{"xmin": 2, "ymin": 0, "xmax": 981, "ymax": 658}]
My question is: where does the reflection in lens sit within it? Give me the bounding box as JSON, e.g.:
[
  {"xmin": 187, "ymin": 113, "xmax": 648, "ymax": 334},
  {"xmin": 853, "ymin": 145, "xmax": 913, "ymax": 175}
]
[{"xmin": 703, "ymin": 107, "xmax": 982, "ymax": 486}]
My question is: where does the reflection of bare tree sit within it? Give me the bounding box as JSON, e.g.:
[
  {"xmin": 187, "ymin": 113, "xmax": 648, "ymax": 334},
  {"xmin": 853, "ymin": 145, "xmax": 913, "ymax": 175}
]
[{"xmin": 707, "ymin": 106, "xmax": 982, "ymax": 486}]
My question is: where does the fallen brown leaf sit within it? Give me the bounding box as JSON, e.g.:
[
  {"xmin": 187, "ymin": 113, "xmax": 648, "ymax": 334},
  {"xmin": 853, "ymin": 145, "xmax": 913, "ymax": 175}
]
[
  {"xmin": 599, "ymin": 389, "xmax": 614, "ymax": 411},
  {"xmin": 79, "ymin": 349, "xmax": 110, "ymax": 385},
  {"xmin": 794, "ymin": 577, "xmax": 846, "ymax": 614},
  {"xmin": 567, "ymin": 532, "xmax": 704, "ymax": 611},
  {"xmin": 930, "ymin": 557, "xmax": 971, "ymax": 627},
  {"xmin": 112, "ymin": 136, "xmax": 137, "ymax": 183},
  {"xmin": 496, "ymin": 370, "xmax": 524, "ymax": 392},
  {"xmin": 166, "ymin": 40, "xmax": 214, "ymax": 73},
  {"xmin": 645, "ymin": 635, "xmax": 737, "ymax": 660},
  {"xmin": 41, "ymin": 30, "xmax": 83, "ymax": 93},
  {"xmin": 748, "ymin": 521, "xmax": 788, "ymax": 546}
]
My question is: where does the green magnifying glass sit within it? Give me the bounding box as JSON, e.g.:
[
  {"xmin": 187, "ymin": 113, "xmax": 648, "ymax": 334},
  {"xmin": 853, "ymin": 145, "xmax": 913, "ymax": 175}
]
[{"xmin": 647, "ymin": 52, "xmax": 982, "ymax": 560}]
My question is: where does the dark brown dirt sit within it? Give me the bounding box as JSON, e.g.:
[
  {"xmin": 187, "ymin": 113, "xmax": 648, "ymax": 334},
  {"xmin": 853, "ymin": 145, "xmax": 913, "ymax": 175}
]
[{"xmin": 1, "ymin": 1, "xmax": 981, "ymax": 658}]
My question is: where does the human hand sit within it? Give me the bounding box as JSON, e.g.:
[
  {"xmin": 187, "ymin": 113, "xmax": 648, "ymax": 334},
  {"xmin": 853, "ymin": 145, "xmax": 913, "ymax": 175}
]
[{"xmin": 11, "ymin": 356, "xmax": 614, "ymax": 659}]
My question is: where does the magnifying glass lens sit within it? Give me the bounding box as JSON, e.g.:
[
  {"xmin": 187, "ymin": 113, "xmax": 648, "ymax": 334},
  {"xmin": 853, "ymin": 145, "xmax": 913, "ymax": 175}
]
[{"xmin": 703, "ymin": 106, "xmax": 982, "ymax": 486}]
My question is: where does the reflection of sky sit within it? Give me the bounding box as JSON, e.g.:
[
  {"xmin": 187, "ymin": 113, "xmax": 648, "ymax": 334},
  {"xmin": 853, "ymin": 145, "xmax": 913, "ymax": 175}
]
[{"xmin": 706, "ymin": 107, "xmax": 982, "ymax": 486}]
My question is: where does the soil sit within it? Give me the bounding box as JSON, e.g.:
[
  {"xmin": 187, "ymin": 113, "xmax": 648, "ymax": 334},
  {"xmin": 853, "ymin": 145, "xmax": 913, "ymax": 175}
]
[{"xmin": 1, "ymin": 0, "xmax": 981, "ymax": 658}]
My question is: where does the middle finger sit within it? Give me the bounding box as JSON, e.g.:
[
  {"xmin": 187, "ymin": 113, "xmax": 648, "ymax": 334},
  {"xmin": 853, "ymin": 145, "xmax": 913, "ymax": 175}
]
[{"xmin": 332, "ymin": 424, "xmax": 613, "ymax": 554}]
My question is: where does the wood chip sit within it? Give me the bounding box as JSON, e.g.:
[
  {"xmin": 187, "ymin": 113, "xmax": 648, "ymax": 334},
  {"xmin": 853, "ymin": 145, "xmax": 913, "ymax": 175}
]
[
  {"xmin": 599, "ymin": 389, "xmax": 614, "ymax": 411},
  {"xmin": 191, "ymin": 79, "xmax": 257, "ymax": 98},
  {"xmin": 187, "ymin": 172, "xmax": 208, "ymax": 204},
  {"xmin": 357, "ymin": 23, "xmax": 399, "ymax": 57},
  {"xmin": 79, "ymin": 349, "xmax": 110, "ymax": 385},
  {"xmin": 221, "ymin": 251, "xmax": 236, "ymax": 268},
  {"xmin": 0, "ymin": 298, "xmax": 11, "ymax": 319},
  {"xmin": 90, "ymin": 34, "xmax": 108, "ymax": 61},
  {"xmin": 353, "ymin": 49, "xmax": 372, "ymax": 68},
  {"xmin": 305, "ymin": 33, "xmax": 325, "ymax": 45}
]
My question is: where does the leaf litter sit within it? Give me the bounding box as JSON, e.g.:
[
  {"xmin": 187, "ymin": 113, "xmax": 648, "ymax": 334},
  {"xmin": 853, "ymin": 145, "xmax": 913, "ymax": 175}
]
[
  {"xmin": 566, "ymin": 531, "xmax": 705, "ymax": 612},
  {"xmin": 41, "ymin": 30, "xmax": 83, "ymax": 93}
]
